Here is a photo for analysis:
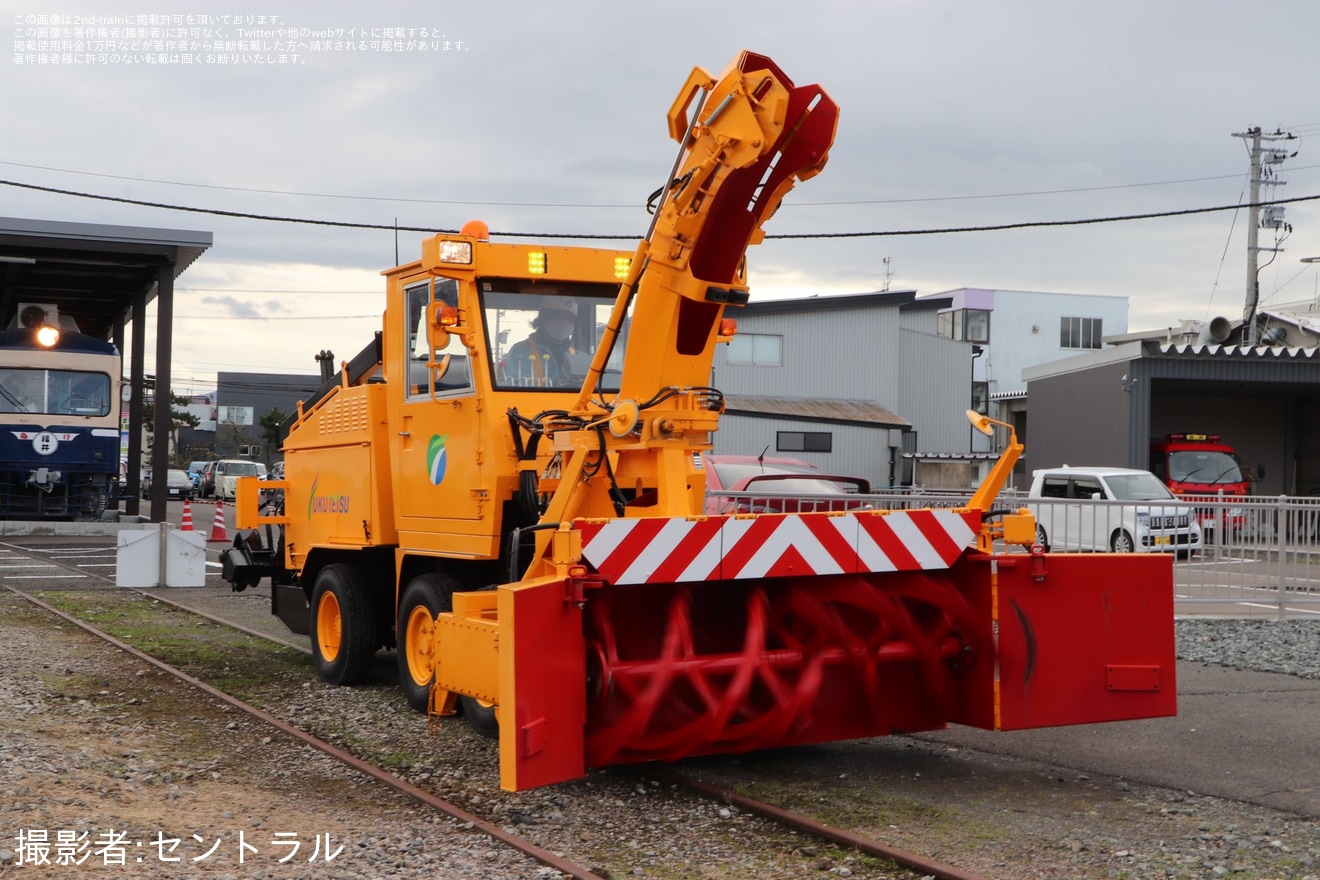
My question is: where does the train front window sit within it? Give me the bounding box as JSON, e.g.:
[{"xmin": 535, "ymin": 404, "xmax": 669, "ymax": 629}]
[
  {"xmin": 0, "ymin": 368, "xmax": 110, "ymax": 416},
  {"xmin": 482, "ymin": 281, "xmax": 629, "ymax": 392}
]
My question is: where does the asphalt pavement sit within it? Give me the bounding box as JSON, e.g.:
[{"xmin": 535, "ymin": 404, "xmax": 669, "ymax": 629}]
[{"xmin": 918, "ymin": 661, "xmax": 1320, "ymax": 819}]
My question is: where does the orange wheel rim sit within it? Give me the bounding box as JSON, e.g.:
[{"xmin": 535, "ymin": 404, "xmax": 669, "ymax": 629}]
[
  {"xmin": 404, "ymin": 604, "xmax": 435, "ymax": 686},
  {"xmin": 316, "ymin": 591, "xmax": 342, "ymax": 662}
]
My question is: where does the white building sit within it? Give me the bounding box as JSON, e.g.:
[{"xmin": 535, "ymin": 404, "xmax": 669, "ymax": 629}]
[{"xmin": 921, "ymin": 288, "xmax": 1129, "ymax": 453}]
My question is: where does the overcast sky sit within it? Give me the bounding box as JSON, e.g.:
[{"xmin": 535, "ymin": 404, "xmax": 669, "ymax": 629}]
[{"xmin": 7, "ymin": 0, "xmax": 1320, "ymax": 391}]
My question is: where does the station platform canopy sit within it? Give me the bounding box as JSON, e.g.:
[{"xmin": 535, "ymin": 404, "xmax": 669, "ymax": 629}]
[
  {"xmin": 0, "ymin": 215, "xmax": 213, "ymax": 521},
  {"xmin": 0, "ymin": 216, "xmax": 210, "ymax": 339}
]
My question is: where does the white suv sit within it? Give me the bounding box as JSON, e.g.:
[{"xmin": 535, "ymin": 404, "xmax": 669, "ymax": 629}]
[{"xmin": 1027, "ymin": 466, "xmax": 1202, "ymax": 556}]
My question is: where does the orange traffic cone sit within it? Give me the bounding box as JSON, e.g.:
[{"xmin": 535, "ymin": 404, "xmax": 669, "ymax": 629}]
[
  {"xmin": 181, "ymin": 498, "xmax": 193, "ymax": 531},
  {"xmin": 209, "ymin": 498, "xmax": 227, "ymax": 542}
]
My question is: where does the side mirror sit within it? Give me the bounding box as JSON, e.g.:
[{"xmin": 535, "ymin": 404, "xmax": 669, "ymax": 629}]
[
  {"xmin": 1090, "ymin": 491, "xmax": 1102, "ymax": 500},
  {"xmin": 427, "ymin": 302, "xmax": 472, "ymax": 351}
]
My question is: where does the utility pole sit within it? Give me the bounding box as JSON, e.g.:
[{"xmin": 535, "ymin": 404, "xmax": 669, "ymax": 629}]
[{"xmin": 1232, "ymin": 126, "xmax": 1296, "ymax": 347}]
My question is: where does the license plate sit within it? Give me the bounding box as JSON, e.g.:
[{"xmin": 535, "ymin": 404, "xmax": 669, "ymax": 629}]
[{"xmin": 1154, "ymin": 535, "xmax": 1171, "ymax": 546}]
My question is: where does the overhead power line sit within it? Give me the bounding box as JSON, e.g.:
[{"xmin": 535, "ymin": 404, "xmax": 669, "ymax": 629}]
[
  {"xmin": 7, "ymin": 157, "xmax": 1315, "ymax": 207},
  {"xmin": 770, "ymin": 195, "xmax": 1320, "ymax": 239},
  {"xmin": 4, "ymin": 176, "xmax": 1320, "ymax": 241}
]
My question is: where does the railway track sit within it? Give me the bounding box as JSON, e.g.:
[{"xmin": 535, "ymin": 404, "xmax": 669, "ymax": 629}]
[{"xmin": 4, "ymin": 562, "xmax": 992, "ymax": 880}]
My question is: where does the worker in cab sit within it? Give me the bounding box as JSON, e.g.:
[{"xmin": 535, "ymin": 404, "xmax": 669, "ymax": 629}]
[{"xmin": 503, "ymin": 297, "xmax": 578, "ymax": 386}]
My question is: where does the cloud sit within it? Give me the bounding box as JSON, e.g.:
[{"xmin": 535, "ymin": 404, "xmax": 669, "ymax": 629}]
[
  {"xmin": 199, "ymin": 295, "xmax": 262, "ymax": 318},
  {"xmin": 5, "ymin": 0, "xmax": 1320, "ymax": 387}
]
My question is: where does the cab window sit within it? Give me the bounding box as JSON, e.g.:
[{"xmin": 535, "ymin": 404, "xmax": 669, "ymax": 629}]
[
  {"xmin": 405, "ymin": 278, "xmax": 473, "ymax": 400},
  {"xmin": 482, "ymin": 280, "xmax": 628, "ymax": 392},
  {"xmin": 0, "ymin": 367, "xmax": 111, "ymax": 416}
]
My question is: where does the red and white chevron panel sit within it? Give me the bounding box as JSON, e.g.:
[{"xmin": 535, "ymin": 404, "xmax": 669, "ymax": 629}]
[{"xmin": 576, "ymin": 509, "xmax": 981, "ymax": 585}]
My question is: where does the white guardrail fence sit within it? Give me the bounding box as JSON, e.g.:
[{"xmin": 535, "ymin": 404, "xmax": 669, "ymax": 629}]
[{"xmin": 706, "ymin": 489, "xmax": 1320, "ymax": 619}]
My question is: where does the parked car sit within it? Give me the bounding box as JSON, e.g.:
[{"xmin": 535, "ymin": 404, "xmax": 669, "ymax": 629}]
[
  {"xmin": 1027, "ymin": 466, "xmax": 1202, "ymax": 555},
  {"xmin": 212, "ymin": 459, "xmax": 267, "ymax": 501},
  {"xmin": 185, "ymin": 460, "xmax": 211, "ymax": 493},
  {"xmin": 258, "ymin": 460, "xmax": 285, "ymax": 510},
  {"xmin": 702, "ymin": 454, "xmax": 870, "ymax": 515},
  {"xmin": 142, "ymin": 468, "xmax": 195, "ymax": 500},
  {"xmin": 197, "ymin": 461, "xmax": 218, "ymax": 498}
]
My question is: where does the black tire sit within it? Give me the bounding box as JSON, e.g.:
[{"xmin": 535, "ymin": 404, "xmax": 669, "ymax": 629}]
[
  {"xmin": 1034, "ymin": 525, "xmax": 1050, "ymax": 552},
  {"xmin": 1111, "ymin": 529, "xmax": 1135, "ymax": 553},
  {"xmin": 396, "ymin": 572, "xmax": 458, "ymax": 713},
  {"xmin": 310, "ymin": 563, "xmax": 378, "ymax": 685},
  {"xmin": 461, "ymin": 695, "xmax": 499, "ymax": 738}
]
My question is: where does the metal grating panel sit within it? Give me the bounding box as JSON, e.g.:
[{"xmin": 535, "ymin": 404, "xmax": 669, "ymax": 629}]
[{"xmin": 319, "ymin": 395, "xmax": 368, "ymax": 435}]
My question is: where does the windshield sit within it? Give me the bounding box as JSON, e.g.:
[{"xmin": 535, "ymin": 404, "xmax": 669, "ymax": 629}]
[
  {"xmin": 1167, "ymin": 450, "xmax": 1243, "ymax": 485},
  {"xmin": 0, "ymin": 367, "xmax": 111, "ymax": 416},
  {"xmin": 226, "ymin": 462, "xmax": 263, "ymax": 477},
  {"xmin": 1103, "ymin": 472, "xmax": 1178, "ymax": 502},
  {"xmin": 482, "ymin": 281, "xmax": 628, "ymax": 392}
]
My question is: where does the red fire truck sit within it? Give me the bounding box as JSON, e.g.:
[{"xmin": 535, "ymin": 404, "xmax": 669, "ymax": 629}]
[{"xmin": 1149, "ymin": 433, "xmax": 1251, "ymax": 536}]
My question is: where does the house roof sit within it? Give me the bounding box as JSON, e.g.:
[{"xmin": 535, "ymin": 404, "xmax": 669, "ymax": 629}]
[
  {"xmin": 723, "ymin": 395, "xmax": 911, "ymax": 428},
  {"xmin": 1150, "ymin": 341, "xmax": 1320, "ymax": 359},
  {"xmin": 738, "ymin": 289, "xmax": 947, "ymax": 316}
]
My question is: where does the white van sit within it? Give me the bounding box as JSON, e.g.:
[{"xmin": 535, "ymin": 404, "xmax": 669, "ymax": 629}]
[
  {"xmin": 1027, "ymin": 466, "xmax": 1202, "ymax": 556},
  {"xmin": 213, "ymin": 459, "xmax": 267, "ymax": 501}
]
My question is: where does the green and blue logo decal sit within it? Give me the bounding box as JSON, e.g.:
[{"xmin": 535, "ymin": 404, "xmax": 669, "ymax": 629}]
[{"xmin": 427, "ymin": 434, "xmax": 449, "ymax": 485}]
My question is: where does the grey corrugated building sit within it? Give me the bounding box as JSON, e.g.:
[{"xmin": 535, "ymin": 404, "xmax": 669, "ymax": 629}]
[
  {"xmin": 710, "ymin": 291, "xmax": 974, "ymax": 489},
  {"xmin": 1024, "ymin": 340, "xmax": 1320, "ymax": 496}
]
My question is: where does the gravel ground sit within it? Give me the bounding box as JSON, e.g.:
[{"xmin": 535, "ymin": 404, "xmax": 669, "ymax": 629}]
[
  {"xmin": 0, "ymin": 594, "xmax": 551, "ymax": 880},
  {"xmin": 3, "ymin": 586, "xmax": 1319, "ymax": 880},
  {"xmin": 1176, "ymin": 617, "xmax": 1320, "ymax": 679}
]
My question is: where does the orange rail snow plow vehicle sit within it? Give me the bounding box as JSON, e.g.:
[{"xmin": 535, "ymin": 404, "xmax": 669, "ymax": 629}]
[{"xmin": 223, "ymin": 51, "xmax": 1176, "ymax": 791}]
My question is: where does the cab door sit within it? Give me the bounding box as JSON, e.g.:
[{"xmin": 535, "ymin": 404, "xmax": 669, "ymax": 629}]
[{"xmin": 394, "ymin": 278, "xmax": 483, "ymax": 529}]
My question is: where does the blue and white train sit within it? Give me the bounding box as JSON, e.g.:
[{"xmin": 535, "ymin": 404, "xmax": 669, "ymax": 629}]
[{"xmin": 0, "ymin": 303, "xmax": 122, "ymax": 519}]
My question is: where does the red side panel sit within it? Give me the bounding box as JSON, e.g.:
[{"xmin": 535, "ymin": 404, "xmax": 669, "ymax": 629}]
[
  {"xmin": 951, "ymin": 553, "xmax": 1177, "ymax": 730},
  {"xmin": 498, "ymin": 577, "xmax": 586, "ymax": 791}
]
